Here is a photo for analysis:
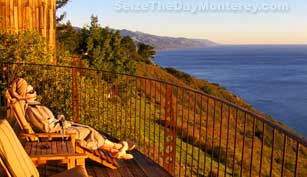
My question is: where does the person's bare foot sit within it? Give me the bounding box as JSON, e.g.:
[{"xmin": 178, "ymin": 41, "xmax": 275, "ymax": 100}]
[
  {"xmin": 126, "ymin": 141, "xmax": 136, "ymax": 151},
  {"xmin": 114, "ymin": 141, "xmax": 134, "ymax": 160},
  {"xmin": 120, "ymin": 141, "xmax": 135, "ymax": 151},
  {"xmin": 118, "ymin": 153, "xmax": 133, "ymax": 160}
]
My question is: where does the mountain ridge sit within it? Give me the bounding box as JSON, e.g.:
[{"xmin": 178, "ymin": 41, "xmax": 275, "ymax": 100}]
[
  {"xmin": 73, "ymin": 26, "xmax": 218, "ymax": 50},
  {"xmin": 119, "ymin": 29, "xmax": 218, "ymax": 50}
]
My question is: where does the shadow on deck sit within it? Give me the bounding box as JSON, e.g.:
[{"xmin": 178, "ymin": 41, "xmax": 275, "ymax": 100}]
[{"xmin": 38, "ymin": 150, "xmax": 172, "ymax": 177}]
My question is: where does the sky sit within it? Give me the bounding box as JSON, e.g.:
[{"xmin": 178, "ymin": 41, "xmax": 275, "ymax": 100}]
[{"xmin": 58, "ymin": 0, "xmax": 307, "ymax": 45}]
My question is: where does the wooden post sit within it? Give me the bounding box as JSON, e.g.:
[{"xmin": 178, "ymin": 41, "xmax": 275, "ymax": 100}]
[
  {"xmin": 0, "ymin": 0, "xmax": 56, "ymax": 63},
  {"xmin": 72, "ymin": 57, "xmax": 81, "ymax": 123},
  {"xmin": 163, "ymin": 85, "xmax": 177, "ymax": 175}
]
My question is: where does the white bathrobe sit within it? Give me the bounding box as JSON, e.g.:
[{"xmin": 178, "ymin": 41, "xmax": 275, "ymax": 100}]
[{"xmin": 25, "ymin": 101, "xmax": 107, "ymax": 150}]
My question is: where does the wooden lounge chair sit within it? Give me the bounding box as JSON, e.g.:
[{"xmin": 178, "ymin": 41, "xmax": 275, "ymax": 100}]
[
  {"xmin": 19, "ymin": 132, "xmax": 87, "ymax": 169},
  {"xmin": 0, "ymin": 119, "xmax": 89, "ymax": 177},
  {"xmin": 5, "ymin": 92, "xmax": 119, "ymax": 169}
]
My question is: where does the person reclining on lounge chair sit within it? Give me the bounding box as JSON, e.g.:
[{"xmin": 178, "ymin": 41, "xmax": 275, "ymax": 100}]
[
  {"xmin": 5, "ymin": 78, "xmax": 135, "ymax": 160},
  {"xmin": 0, "ymin": 119, "xmax": 90, "ymax": 177}
]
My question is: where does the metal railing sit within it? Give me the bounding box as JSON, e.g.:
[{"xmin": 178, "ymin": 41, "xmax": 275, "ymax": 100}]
[{"xmin": 1, "ymin": 63, "xmax": 307, "ymax": 177}]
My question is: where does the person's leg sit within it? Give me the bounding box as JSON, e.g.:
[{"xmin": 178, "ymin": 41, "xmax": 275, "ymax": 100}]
[
  {"xmin": 68, "ymin": 124, "xmax": 135, "ymax": 160},
  {"xmin": 100, "ymin": 140, "xmax": 121, "ymax": 153},
  {"xmin": 100, "ymin": 140, "xmax": 134, "ymax": 160},
  {"xmin": 101, "ymin": 140, "xmax": 135, "ymax": 152}
]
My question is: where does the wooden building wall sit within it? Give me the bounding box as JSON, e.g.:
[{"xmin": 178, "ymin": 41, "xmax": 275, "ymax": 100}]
[{"xmin": 0, "ymin": 0, "xmax": 56, "ymax": 52}]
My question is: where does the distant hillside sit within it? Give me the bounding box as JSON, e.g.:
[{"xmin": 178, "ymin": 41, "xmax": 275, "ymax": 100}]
[
  {"xmin": 120, "ymin": 29, "xmax": 218, "ymax": 50},
  {"xmin": 72, "ymin": 27, "xmax": 217, "ymax": 50}
]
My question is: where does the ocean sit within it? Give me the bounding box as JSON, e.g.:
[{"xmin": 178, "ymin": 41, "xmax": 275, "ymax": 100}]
[{"xmin": 154, "ymin": 45, "xmax": 307, "ymax": 136}]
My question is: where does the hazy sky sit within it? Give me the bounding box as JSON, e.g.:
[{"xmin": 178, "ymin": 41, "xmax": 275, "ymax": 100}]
[{"xmin": 58, "ymin": 0, "xmax": 307, "ymax": 44}]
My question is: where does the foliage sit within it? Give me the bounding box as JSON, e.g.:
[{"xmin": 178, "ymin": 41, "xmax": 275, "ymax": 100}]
[
  {"xmin": 56, "ymin": 15, "xmax": 156, "ymax": 73},
  {"xmin": 165, "ymin": 67, "xmax": 192, "ymax": 83},
  {"xmin": 0, "ymin": 31, "xmax": 53, "ymax": 64},
  {"xmin": 56, "ymin": 0, "xmax": 70, "ymax": 22},
  {"xmin": 56, "ymin": 0, "xmax": 69, "ymax": 9},
  {"xmin": 56, "ymin": 21, "xmax": 80, "ymax": 54},
  {"xmin": 201, "ymin": 85, "xmax": 215, "ymax": 95},
  {"xmin": 55, "ymin": 42, "xmax": 74, "ymax": 65},
  {"xmin": 137, "ymin": 43, "xmax": 156, "ymax": 63},
  {"xmin": 0, "ymin": 31, "xmax": 73, "ymax": 115},
  {"xmin": 121, "ymin": 36, "xmax": 143, "ymax": 62},
  {"xmin": 78, "ymin": 16, "xmax": 137, "ymax": 74}
]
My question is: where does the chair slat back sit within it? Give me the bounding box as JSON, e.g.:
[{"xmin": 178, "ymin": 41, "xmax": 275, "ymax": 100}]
[
  {"xmin": 0, "ymin": 156, "xmax": 12, "ymax": 177},
  {"xmin": 0, "ymin": 120, "xmax": 39, "ymax": 177}
]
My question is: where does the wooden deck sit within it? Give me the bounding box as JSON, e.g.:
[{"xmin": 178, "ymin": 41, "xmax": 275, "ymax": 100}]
[
  {"xmin": 38, "ymin": 150, "xmax": 172, "ymax": 177},
  {"xmin": 0, "ymin": 109, "xmax": 172, "ymax": 177}
]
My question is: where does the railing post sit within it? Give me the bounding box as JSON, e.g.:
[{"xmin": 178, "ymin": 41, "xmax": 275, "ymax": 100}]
[
  {"xmin": 72, "ymin": 57, "xmax": 80, "ymax": 122},
  {"xmin": 0, "ymin": 63, "xmax": 4, "ymax": 106},
  {"xmin": 163, "ymin": 85, "xmax": 177, "ymax": 175}
]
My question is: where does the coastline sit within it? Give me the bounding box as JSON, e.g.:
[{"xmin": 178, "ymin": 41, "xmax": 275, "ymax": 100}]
[{"xmin": 154, "ymin": 46, "xmax": 307, "ymax": 137}]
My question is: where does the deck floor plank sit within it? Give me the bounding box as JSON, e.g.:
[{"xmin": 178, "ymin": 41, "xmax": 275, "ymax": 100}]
[
  {"xmin": 133, "ymin": 151, "xmax": 171, "ymax": 177},
  {"xmin": 123, "ymin": 160, "xmax": 148, "ymax": 177},
  {"xmin": 92, "ymin": 166, "xmax": 110, "ymax": 177},
  {"xmin": 40, "ymin": 150, "xmax": 172, "ymax": 177},
  {"xmin": 105, "ymin": 167, "xmax": 122, "ymax": 177},
  {"xmin": 118, "ymin": 163, "xmax": 135, "ymax": 177}
]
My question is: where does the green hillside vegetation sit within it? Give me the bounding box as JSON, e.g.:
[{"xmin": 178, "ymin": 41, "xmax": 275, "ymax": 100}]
[
  {"xmin": 1, "ymin": 16, "xmax": 307, "ymax": 177},
  {"xmin": 139, "ymin": 64, "xmax": 252, "ymax": 109},
  {"xmin": 135, "ymin": 62, "xmax": 307, "ymax": 177}
]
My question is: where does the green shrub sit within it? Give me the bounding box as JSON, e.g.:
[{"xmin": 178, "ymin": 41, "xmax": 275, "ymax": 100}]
[
  {"xmin": 165, "ymin": 67, "xmax": 192, "ymax": 83},
  {"xmin": 0, "ymin": 31, "xmax": 53, "ymax": 64},
  {"xmin": 285, "ymin": 161, "xmax": 295, "ymax": 172},
  {"xmin": 201, "ymin": 85, "xmax": 214, "ymax": 95}
]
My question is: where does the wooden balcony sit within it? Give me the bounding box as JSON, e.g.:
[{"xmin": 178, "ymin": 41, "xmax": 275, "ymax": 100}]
[
  {"xmin": 38, "ymin": 150, "xmax": 172, "ymax": 177},
  {"xmin": 2, "ymin": 63, "xmax": 307, "ymax": 177}
]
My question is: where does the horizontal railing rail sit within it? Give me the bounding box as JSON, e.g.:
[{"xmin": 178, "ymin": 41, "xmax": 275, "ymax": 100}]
[{"xmin": 1, "ymin": 62, "xmax": 307, "ymax": 177}]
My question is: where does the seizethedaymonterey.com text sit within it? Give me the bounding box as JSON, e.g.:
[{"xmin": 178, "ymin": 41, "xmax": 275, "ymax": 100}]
[{"xmin": 114, "ymin": 0, "xmax": 290, "ymax": 14}]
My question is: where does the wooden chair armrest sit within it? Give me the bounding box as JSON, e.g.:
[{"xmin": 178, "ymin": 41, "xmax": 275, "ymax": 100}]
[
  {"xmin": 20, "ymin": 133, "xmax": 76, "ymax": 147},
  {"xmin": 30, "ymin": 153, "xmax": 87, "ymax": 159},
  {"xmin": 20, "ymin": 132, "xmax": 76, "ymax": 139}
]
